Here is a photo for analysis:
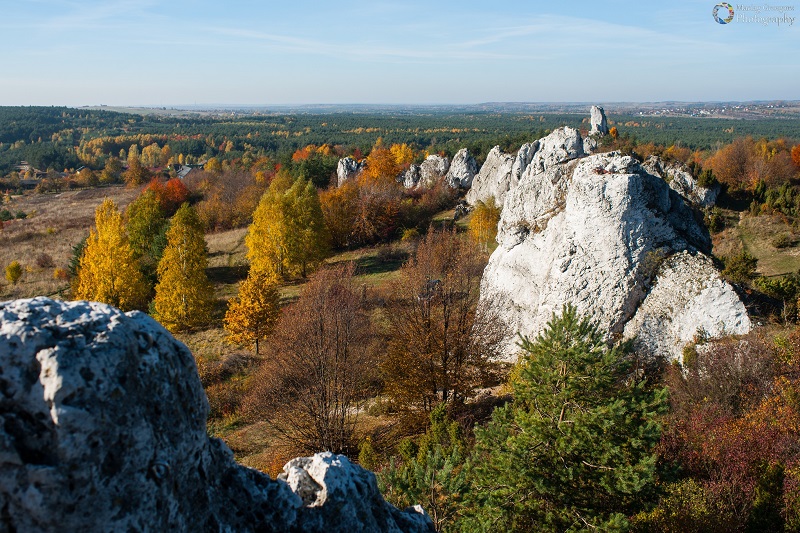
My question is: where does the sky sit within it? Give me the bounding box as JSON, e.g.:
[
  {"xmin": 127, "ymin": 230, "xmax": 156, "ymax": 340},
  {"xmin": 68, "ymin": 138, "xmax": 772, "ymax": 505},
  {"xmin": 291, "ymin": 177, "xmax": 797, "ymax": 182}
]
[{"xmin": 0, "ymin": 0, "xmax": 798, "ymax": 106}]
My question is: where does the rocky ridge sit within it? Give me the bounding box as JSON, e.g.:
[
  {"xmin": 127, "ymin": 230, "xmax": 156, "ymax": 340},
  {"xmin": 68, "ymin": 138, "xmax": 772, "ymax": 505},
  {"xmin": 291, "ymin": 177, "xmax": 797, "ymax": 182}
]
[
  {"xmin": 0, "ymin": 298, "xmax": 433, "ymax": 533},
  {"xmin": 479, "ymin": 127, "xmax": 750, "ymax": 361}
]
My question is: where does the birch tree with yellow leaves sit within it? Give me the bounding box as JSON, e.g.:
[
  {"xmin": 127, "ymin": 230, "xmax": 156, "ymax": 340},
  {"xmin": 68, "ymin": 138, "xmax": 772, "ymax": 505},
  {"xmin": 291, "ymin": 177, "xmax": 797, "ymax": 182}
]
[
  {"xmin": 73, "ymin": 199, "xmax": 148, "ymax": 311},
  {"xmin": 153, "ymin": 203, "xmax": 214, "ymax": 332}
]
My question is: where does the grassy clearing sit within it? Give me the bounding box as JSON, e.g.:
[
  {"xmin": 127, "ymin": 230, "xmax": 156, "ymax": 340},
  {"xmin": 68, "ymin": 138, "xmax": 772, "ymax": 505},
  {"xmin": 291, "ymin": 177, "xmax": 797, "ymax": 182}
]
[
  {"xmin": 0, "ymin": 186, "xmax": 139, "ymax": 300},
  {"xmin": 712, "ymin": 211, "xmax": 800, "ymax": 277}
]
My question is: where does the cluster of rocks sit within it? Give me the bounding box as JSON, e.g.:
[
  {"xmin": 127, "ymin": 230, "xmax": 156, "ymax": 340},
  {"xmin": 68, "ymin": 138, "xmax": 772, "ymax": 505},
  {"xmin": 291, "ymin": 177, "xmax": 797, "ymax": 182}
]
[
  {"xmin": 332, "ymin": 106, "xmax": 747, "ymax": 361},
  {"xmin": 336, "ymin": 147, "xmax": 478, "ymax": 191},
  {"xmin": 0, "ymin": 298, "xmax": 434, "ymax": 532}
]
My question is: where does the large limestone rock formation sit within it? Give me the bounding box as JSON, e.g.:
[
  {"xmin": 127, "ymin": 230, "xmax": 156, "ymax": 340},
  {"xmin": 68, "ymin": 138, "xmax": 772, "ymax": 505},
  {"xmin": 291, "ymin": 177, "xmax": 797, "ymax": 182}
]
[
  {"xmin": 0, "ymin": 298, "xmax": 433, "ymax": 533},
  {"xmin": 480, "ymin": 129, "xmax": 749, "ymax": 361},
  {"xmin": 466, "ymin": 127, "xmax": 585, "ymax": 207},
  {"xmin": 590, "ymin": 105, "xmax": 609, "ymax": 135},
  {"xmin": 399, "ymin": 154, "xmax": 450, "ymax": 189},
  {"xmin": 445, "ymin": 148, "xmax": 478, "ymax": 189},
  {"xmin": 642, "ymin": 155, "xmax": 720, "ymax": 208},
  {"xmin": 336, "ymin": 157, "xmax": 364, "ymax": 187},
  {"xmin": 466, "ymin": 143, "xmax": 537, "ymax": 206}
]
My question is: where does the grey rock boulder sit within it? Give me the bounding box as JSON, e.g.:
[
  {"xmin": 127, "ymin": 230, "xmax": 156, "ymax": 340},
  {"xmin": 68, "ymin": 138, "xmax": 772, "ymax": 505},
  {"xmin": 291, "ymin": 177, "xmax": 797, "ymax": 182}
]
[
  {"xmin": 467, "ymin": 143, "xmax": 540, "ymax": 206},
  {"xmin": 418, "ymin": 155, "xmax": 450, "ymax": 188},
  {"xmin": 466, "ymin": 146, "xmax": 515, "ymax": 205},
  {"xmin": 280, "ymin": 453, "xmax": 430, "ymax": 532},
  {"xmin": 590, "ymin": 105, "xmax": 609, "ymax": 136},
  {"xmin": 337, "ymin": 157, "xmax": 364, "ymax": 187},
  {"xmin": 0, "ymin": 297, "xmax": 434, "ymax": 533},
  {"xmin": 445, "ymin": 148, "xmax": 478, "ymax": 189},
  {"xmin": 399, "ymin": 164, "xmax": 421, "ymax": 189},
  {"xmin": 623, "ymin": 251, "xmax": 751, "ymax": 360},
  {"xmin": 642, "ymin": 155, "xmax": 721, "ymax": 208}
]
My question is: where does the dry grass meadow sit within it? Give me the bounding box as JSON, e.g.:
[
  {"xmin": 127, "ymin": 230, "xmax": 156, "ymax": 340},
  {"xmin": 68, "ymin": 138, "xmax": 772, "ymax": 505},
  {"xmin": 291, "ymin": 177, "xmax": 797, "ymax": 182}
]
[{"xmin": 0, "ymin": 186, "xmax": 140, "ymax": 300}]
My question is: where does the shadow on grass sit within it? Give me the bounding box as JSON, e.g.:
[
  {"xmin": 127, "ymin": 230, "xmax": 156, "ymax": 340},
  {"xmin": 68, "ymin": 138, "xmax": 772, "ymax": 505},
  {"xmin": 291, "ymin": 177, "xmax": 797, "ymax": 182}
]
[
  {"xmin": 207, "ymin": 265, "xmax": 249, "ymax": 285},
  {"xmin": 354, "ymin": 252, "xmax": 407, "ymax": 277}
]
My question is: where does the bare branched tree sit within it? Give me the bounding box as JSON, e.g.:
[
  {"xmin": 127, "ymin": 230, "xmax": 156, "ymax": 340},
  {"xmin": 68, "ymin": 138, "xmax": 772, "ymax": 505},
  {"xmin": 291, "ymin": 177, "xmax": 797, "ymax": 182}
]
[
  {"xmin": 382, "ymin": 228, "xmax": 504, "ymax": 414},
  {"xmin": 242, "ymin": 263, "xmax": 379, "ymax": 455}
]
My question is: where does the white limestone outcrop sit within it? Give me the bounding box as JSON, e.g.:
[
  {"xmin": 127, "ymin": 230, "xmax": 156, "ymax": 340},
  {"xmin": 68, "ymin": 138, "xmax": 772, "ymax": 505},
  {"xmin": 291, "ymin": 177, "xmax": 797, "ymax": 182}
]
[
  {"xmin": 590, "ymin": 105, "xmax": 609, "ymax": 136},
  {"xmin": 642, "ymin": 155, "xmax": 721, "ymax": 208},
  {"xmin": 445, "ymin": 148, "xmax": 478, "ymax": 189},
  {"xmin": 479, "ymin": 131, "xmax": 749, "ymax": 361},
  {"xmin": 336, "ymin": 157, "xmax": 364, "ymax": 187}
]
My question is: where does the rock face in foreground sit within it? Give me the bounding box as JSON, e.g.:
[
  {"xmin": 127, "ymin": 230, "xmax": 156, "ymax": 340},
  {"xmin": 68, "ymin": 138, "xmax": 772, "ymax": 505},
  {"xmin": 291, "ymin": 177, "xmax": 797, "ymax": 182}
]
[
  {"xmin": 480, "ymin": 129, "xmax": 750, "ymax": 361},
  {"xmin": 0, "ymin": 298, "xmax": 433, "ymax": 533}
]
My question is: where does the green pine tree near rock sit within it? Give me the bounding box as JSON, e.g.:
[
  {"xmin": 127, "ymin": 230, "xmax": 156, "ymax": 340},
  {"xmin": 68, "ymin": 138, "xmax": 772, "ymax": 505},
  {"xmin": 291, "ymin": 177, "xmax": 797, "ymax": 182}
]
[{"xmin": 461, "ymin": 305, "xmax": 667, "ymax": 532}]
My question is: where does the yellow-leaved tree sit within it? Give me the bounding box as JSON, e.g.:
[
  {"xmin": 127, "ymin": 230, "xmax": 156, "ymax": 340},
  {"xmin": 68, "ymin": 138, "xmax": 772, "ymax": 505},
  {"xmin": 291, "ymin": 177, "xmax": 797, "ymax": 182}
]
[
  {"xmin": 223, "ymin": 269, "xmax": 281, "ymax": 354},
  {"xmin": 390, "ymin": 143, "xmax": 414, "ymax": 166},
  {"xmin": 246, "ymin": 172, "xmax": 328, "ymax": 279},
  {"xmin": 153, "ymin": 203, "xmax": 214, "ymax": 332},
  {"xmin": 468, "ymin": 197, "xmax": 501, "ymax": 252},
  {"xmin": 74, "ymin": 199, "xmax": 148, "ymax": 311}
]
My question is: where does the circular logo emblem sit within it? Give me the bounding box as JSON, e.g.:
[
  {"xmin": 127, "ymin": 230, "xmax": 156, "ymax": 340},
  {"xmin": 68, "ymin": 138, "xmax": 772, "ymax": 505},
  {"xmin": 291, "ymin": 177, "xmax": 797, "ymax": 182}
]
[{"xmin": 713, "ymin": 2, "xmax": 735, "ymax": 24}]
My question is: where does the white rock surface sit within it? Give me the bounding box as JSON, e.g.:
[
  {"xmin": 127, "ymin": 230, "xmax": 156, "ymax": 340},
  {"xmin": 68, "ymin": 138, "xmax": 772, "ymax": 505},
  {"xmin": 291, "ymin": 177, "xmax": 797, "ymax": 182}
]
[
  {"xmin": 280, "ymin": 452, "xmax": 429, "ymax": 532},
  {"xmin": 0, "ymin": 297, "xmax": 433, "ymax": 532},
  {"xmin": 590, "ymin": 105, "xmax": 609, "ymax": 136},
  {"xmin": 481, "ymin": 136, "xmax": 748, "ymax": 360},
  {"xmin": 623, "ymin": 251, "xmax": 751, "ymax": 360},
  {"xmin": 466, "ymin": 143, "xmax": 539, "ymax": 206},
  {"xmin": 466, "ymin": 146, "xmax": 515, "ymax": 205},
  {"xmin": 336, "ymin": 157, "xmax": 364, "ymax": 187},
  {"xmin": 642, "ymin": 156, "xmax": 720, "ymax": 208},
  {"xmin": 399, "ymin": 164, "xmax": 421, "ymax": 188},
  {"xmin": 445, "ymin": 148, "xmax": 478, "ymax": 189},
  {"xmin": 418, "ymin": 155, "xmax": 450, "ymax": 188}
]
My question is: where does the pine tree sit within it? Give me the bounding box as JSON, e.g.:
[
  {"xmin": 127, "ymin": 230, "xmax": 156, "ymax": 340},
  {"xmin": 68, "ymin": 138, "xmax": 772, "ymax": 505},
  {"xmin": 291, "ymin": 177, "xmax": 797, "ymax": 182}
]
[
  {"xmin": 126, "ymin": 189, "xmax": 167, "ymax": 260},
  {"xmin": 379, "ymin": 405, "xmax": 469, "ymax": 532},
  {"xmin": 153, "ymin": 203, "xmax": 214, "ymax": 332},
  {"xmin": 223, "ymin": 269, "xmax": 281, "ymax": 354},
  {"xmin": 461, "ymin": 305, "xmax": 667, "ymax": 532},
  {"xmin": 74, "ymin": 199, "xmax": 148, "ymax": 311},
  {"xmin": 285, "ymin": 178, "xmax": 329, "ymax": 277}
]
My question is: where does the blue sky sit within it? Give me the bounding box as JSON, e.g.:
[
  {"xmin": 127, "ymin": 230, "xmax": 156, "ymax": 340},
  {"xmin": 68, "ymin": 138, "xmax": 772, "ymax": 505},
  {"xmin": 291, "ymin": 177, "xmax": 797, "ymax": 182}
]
[{"xmin": 1, "ymin": 0, "xmax": 797, "ymax": 105}]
